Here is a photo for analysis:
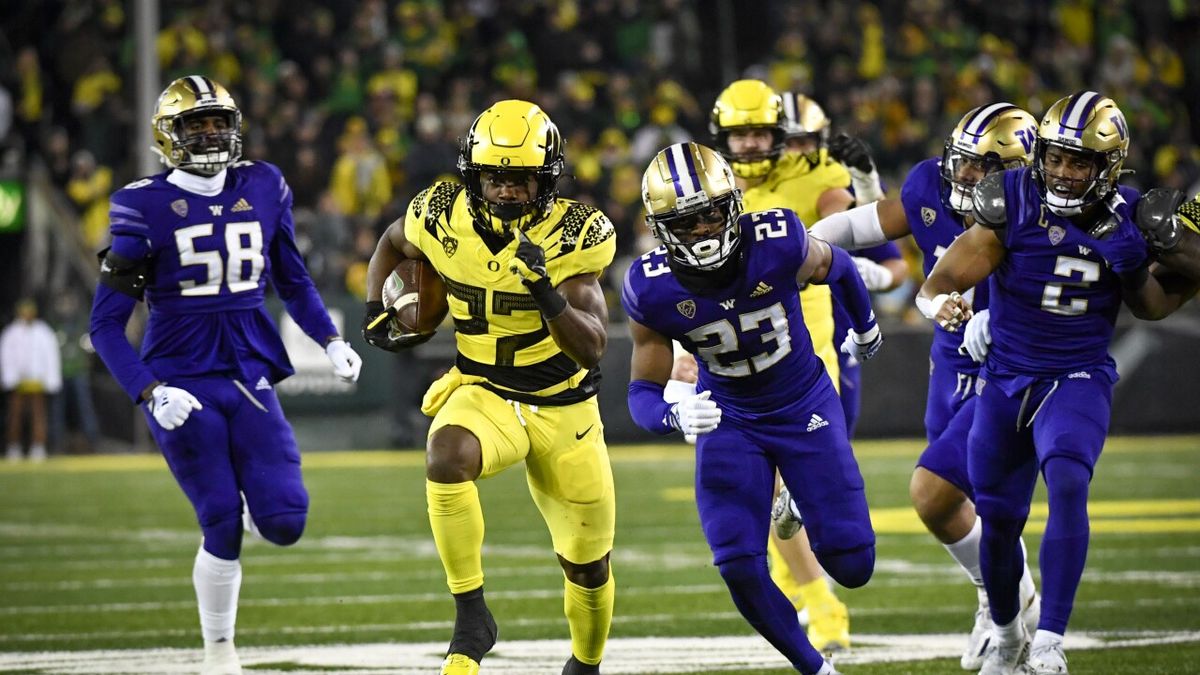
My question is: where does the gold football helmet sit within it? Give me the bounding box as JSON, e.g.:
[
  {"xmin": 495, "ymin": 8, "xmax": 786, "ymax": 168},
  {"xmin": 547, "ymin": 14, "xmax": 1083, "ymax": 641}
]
[
  {"xmin": 780, "ymin": 91, "xmax": 830, "ymax": 164},
  {"xmin": 458, "ymin": 99, "xmax": 565, "ymax": 235},
  {"xmin": 642, "ymin": 142, "xmax": 743, "ymax": 270},
  {"xmin": 941, "ymin": 103, "xmax": 1038, "ymax": 215},
  {"xmin": 151, "ymin": 76, "xmax": 243, "ymax": 176},
  {"xmin": 1034, "ymin": 91, "xmax": 1129, "ymax": 216},
  {"xmin": 709, "ymin": 80, "xmax": 785, "ymax": 179}
]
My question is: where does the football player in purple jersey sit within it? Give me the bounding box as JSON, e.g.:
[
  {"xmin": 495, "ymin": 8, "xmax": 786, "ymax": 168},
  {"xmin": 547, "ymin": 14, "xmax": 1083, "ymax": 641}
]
[
  {"xmin": 810, "ymin": 103, "xmax": 1044, "ymax": 669},
  {"xmin": 623, "ymin": 142, "xmax": 883, "ymax": 675},
  {"xmin": 919, "ymin": 91, "xmax": 1182, "ymax": 674},
  {"xmin": 89, "ymin": 77, "xmax": 361, "ymax": 674}
]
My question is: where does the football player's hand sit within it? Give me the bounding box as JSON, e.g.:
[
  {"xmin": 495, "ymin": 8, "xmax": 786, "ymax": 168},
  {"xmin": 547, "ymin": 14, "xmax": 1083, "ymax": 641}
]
[
  {"xmin": 668, "ymin": 390, "xmax": 722, "ymax": 436},
  {"xmin": 325, "ymin": 338, "xmax": 362, "ymax": 382},
  {"xmin": 1135, "ymin": 188, "xmax": 1185, "ymax": 253},
  {"xmin": 958, "ymin": 308, "xmax": 991, "ymax": 363},
  {"xmin": 840, "ymin": 324, "xmax": 883, "ymax": 363},
  {"xmin": 149, "ymin": 384, "xmax": 202, "ymax": 430},
  {"xmin": 361, "ymin": 301, "xmax": 434, "ymax": 352},
  {"xmin": 852, "ymin": 256, "xmax": 895, "ymax": 291},
  {"xmin": 927, "ymin": 291, "xmax": 972, "ymax": 332},
  {"xmin": 508, "ymin": 229, "xmax": 549, "ymax": 285},
  {"xmin": 828, "ymin": 133, "xmax": 875, "ymax": 174}
]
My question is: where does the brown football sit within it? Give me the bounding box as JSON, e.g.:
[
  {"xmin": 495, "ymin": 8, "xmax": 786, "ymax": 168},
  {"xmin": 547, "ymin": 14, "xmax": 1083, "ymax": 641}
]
[{"xmin": 381, "ymin": 259, "xmax": 449, "ymax": 335}]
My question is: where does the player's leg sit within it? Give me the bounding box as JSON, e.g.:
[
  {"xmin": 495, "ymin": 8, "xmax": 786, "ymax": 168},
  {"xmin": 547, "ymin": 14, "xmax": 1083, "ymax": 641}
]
[
  {"xmin": 228, "ymin": 381, "xmax": 309, "ymax": 547},
  {"xmin": 1026, "ymin": 373, "xmax": 1113, "ymax": 674},
  {"xmin": 696, "ymin": 422, "xmax": 830, "ymax": 675},
  {"xmin": 915, "ymin": 394, "xmax": 1039, "ymax": 669},
  {"xmin": 769, "ymin": 526, "xmax": 851, "ymax": 653},
  {"xmin": 426, "ymin": 385, "xmax": 529, "ymax": 672},
  {"xmin": 28, "ymin": 390, "xmax": 47, "ymax": 461},
  {"xmin": 967, "ymin": 380, "xmax": 1039, "ymax": 672},
  {"xmin": 148, "ymin": 379, "xmax": 244, "ymax": 674},
  {"xmin": 523, "ymin": 397, "xmax": 615, "ymax": 674},
  {"xmin": 6, "ymin": 390, "xmax": 27, "ymax": 461},
  {"xmin": 776, "ymin": 392, "xmax": 875, "ymax": 591}
]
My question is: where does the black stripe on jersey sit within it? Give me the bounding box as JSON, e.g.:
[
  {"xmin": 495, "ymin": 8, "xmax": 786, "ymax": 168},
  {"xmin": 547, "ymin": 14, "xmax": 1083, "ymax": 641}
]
[
  {"xmin": 422, "ymin": 183, "xmax": 464, "ymax": 240},
  {"xmin": 457, "ymin": 351, "xmax": 582, "ymax": 392},
  {"xmin": 479, "ymin": 369, "xmax": 599, "ymax": 407}
]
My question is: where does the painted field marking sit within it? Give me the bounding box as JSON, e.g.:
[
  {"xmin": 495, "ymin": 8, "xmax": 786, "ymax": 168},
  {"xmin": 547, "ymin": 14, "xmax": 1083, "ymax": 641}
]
[{"xmin": 1, "ymin": 631, "xmax": 1198, "ymax": 674}]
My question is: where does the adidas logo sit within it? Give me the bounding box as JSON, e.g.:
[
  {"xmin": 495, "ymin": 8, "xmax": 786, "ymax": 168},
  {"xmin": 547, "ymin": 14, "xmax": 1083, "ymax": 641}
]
[
  {"xmin": 231, "ymin": 197, "xmax": 253, "ymax": 212},
  {"xmin": 806, "ymin": 413, "xmax": 829, "ymax": 432},
  {"xmin": 255, "ymin": 376, "xmax": 272, "ymax": 390},
  {"xmin": 749, "ymin": 281, "xmax": 773, "ymax": 298},
  {"xmin": 1067, "ymin": 371, "xmax": 1091, "ymax": 379}
]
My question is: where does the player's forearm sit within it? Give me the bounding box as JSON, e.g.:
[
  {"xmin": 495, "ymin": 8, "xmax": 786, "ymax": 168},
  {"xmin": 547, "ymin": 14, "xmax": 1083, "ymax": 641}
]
[
  {"xmin": 822, "ymin": 245, "xmax": 877, "ymax": 334},
  {"xmin": 1123, "ymin": 265, "xmax": 1199, "ymax": 320},
  {"xmin": 809, "ymin": 202, "xmax": 887, "ymax": 250},
  {"xmin": 1154, "ymin": 230, "xmax": 1200, "ymax": 282},
  {"xmin": 627, "ymin": 379, "xmax": 676, "ymax": 435},
  {"xmin": 366, "ymin": 228, "xmax": 408, "ymax": 302},
  {"xmin": 89, "ymin": 287, "xmax": 159, "ymax": 402},
  {"xmin": 547, "ymin": 308, "xmax": 607, "ymax": 369},
  {"xmin": 271, "ymin": 239, "xmax": 340, "ymax": 344}
]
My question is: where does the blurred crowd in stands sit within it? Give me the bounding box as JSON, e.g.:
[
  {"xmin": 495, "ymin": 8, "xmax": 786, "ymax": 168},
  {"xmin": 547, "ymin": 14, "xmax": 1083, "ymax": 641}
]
[{"xmin": 1, "ymin": 0, "xmax": 1198, "ymax": 314}]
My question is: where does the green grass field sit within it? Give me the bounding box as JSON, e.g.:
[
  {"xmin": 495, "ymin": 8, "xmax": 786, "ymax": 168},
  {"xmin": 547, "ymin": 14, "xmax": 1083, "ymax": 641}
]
[{"xmin": 1, "ymin": 436, "xmax": 1198, "ymax": 674}]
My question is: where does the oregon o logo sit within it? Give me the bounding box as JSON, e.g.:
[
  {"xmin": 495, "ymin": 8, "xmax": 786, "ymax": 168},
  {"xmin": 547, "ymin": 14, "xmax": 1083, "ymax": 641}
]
[{"xmin": 487, "ymin": 260, "xmax": 501, "ymax": 271}]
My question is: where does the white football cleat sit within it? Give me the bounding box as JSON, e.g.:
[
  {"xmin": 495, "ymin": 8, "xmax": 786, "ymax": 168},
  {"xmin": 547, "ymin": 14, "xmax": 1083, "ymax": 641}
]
[
  {"xmin": 978, "ymin": 623, "xmax": 1029, "ymax": 675},
  {"xmin": 961, "ymin": 600, "xmax": 993, "ymax": 670},
  {"xmin": 201, "ymin": 639, "xmax": 243, "ymax": 675},
  {"xmin": 1026, "ymin": 641, "xmax": 1068, "ymax": 674},
  {"xmin": 771, "ymin": 487, "xmax": 803, "ymax": 540},
  {"xmin": 815, "ymin": 659, "xmax": 842, "ymax": 675}
]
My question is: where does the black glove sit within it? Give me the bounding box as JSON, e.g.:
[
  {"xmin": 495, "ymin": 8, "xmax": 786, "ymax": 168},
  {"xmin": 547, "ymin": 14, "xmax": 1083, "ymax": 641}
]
[
  {"xmin": 508, "ymin": 230, "xmax": 567, "ymax": 319},
  {"xmin": 1135, "ymin": 187, "xmax": 1186, "ymax": 253},
  {"xmin": 361, "ymin": 301, "xmax": 434, "ymax": 352},
  {"xmin": 827, "ymin": 132, "xmax": 875, "ymax": 173}
]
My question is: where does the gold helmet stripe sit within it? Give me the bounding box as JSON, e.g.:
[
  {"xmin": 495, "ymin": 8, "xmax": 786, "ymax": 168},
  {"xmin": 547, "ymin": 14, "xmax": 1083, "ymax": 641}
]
[
  {"xmin": 963, "ymin": 102, "xmax": 1018, "ymax": 137},
  {"xmin": 1058, "ymin": 91, "xmax": 1102, "ymax": 137}
]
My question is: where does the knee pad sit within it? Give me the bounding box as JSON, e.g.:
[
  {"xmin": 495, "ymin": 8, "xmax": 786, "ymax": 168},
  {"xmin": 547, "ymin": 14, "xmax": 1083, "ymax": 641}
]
[
  {"xmin": 817, "ymin": 544, "xmax": 875, "ymax": 589},
  {"xmin": 201, "ymin": 514, "xmax": 244, "ymax": 560},
  {"xmin": 255, "ymin": 510, "xmax": 307, "ymax": 546}
]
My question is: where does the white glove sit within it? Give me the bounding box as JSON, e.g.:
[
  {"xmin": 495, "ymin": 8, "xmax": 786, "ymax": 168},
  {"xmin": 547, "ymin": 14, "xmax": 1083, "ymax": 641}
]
[
  {"xmin": 959, "ymin": 308, "xmax": 991, "ymax": 363},
  {"xmin": 662, "ymin": 379, "xmax": 699, "ymax": 444},
  {"xmin": 840, "ymin": 324, "xmax": 883, "ymax": 363},
  {"xmin": 149, "ymin": 384, "xmax": 202, "ymax": 430},
  {"xmin": 852, "ymin": 256, "xmax": 895, "ymax": 291},
  {"xmin": 326, "ymin": 339, "xmax": 362, "ymax": 383},
  {"xmin": 669, "ymin": 390, "xmax": 722, "ymax": 436}
]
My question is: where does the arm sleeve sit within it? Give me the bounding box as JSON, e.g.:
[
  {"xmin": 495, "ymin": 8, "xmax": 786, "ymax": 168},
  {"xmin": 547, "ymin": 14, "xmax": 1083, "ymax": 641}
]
[
  {"xmin": 268, "ymin": 179, "xmax": 340, "ymax": 346},
  {"xmin": 807, "ymin": 202, "xmax": 887, "ymax": 250},
  {"xmin": 90, "ymin": 234, "xmax": 160, "ymax": 402},
  {"xmin": 821, "ymin": 244, "xmax": 877, "ymax": 334},
  {"xmin": 627, "ymin": 379, "xmax": 676, "ymax": 435}
]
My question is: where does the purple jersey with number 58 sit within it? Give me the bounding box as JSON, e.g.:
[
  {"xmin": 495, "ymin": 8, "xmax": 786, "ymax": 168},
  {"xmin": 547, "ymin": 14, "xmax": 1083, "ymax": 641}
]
[{"xmin": 622, "ymin": 208, "xmax": 830, "ymax": 414}]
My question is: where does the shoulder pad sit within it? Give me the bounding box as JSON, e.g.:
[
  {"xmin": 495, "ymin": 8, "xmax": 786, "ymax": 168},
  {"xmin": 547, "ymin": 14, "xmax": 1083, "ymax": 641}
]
[
  {"xmin": 413, "ymin": 182, "xmax": 463, "ymax": 236},
  {"xmin": 557, "ymin": 202, "xmax": 611, "ymax": 252},
  {"xmin": 971, "ymin": 172, "xmax": 1007, "ymax": 228}
]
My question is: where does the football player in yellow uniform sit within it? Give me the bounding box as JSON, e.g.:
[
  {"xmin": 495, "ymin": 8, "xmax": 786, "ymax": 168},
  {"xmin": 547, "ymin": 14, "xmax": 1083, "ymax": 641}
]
[
  {"xmin": 363, "ymin": 100, "xmax": 617, "ymax": 675},
  {"xmin": 712, "ymin": 80, "xmax": 859, "ymax": 653}
]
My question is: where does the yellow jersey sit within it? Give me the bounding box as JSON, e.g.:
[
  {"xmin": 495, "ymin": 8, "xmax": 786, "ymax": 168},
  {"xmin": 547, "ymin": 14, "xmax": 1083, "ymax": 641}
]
[
  {"xmin": 740, "ymin": 149, "xmax": 851, "ymax": 382},
  {"xmin": 404, "ymin": 181, "xmax": 617, "ymax": 405},
  {"xmin": 1177, "ymin": 192, "xmax": 1200, "ymax": 234}
]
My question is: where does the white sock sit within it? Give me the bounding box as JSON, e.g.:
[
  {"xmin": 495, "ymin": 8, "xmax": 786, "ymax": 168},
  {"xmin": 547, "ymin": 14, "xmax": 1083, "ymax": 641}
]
[
  {"xmin": 1033, "ymin": 629, "xmax": 1063, "ymax": 651},
  {"xmin": 944, "ymin": 516, "xmax": 984, "ymax": 587},
  {"xmin": 29, "ymin": 444, "xmax": 46, "ymax": 462},
  {"xmin": 5, "ymin": 443, "xmax": 21, "ymax": 460},
  {"xmin": 815, "ymin": 660, "xmax": 837, "ymax": 675},
  {"xmin": 1018, "ymin": 537, "xmax": 1037, "ymax": 606},
  {"xmin": 994, "ymin": 616, "xmax": 1024, "ymax": 645},
  {"xmin": 193, "ymin": 545, "xmax": 242, "ymax": 643}
]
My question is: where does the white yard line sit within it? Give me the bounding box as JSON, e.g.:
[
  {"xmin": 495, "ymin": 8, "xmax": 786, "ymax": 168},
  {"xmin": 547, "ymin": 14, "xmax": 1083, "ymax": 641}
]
[{"xmin": 1, "ymin": 632, "xmax": 1198, "ymax": 674}]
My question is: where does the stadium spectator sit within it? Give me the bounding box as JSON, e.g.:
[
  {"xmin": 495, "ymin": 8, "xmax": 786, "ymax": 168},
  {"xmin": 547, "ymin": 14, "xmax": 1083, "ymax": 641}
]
[{"xmin": 1, "ymin": 298, "xmax": 62, "ymax": 463}]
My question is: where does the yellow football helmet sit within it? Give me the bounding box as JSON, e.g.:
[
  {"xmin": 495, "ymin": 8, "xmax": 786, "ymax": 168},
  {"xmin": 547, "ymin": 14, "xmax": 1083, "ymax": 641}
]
[
  {"xmin": 151, "ymin": 76, "xmax": 243, "ymax": 176},
  {"xmin": 642, "ymin": 142, "xmax": 743, "ymax": 270},
  {"xmin": 1034, "ymin": 91, "xmax": 1129, "ymax": 216},
  {"xmin": 458, "ymin": 99, "xmax": 565, "ymax": 235},
  {"xmin": 709, "ymin": 80, "xmax": 785, "ymax": 179},
  {"xmin": 941, "ymin": 103, "xmax": 1038, "ymax": 215},
  {"xmin": 780, "ymin": 91, "xmax": 831, "ymax": 163}
]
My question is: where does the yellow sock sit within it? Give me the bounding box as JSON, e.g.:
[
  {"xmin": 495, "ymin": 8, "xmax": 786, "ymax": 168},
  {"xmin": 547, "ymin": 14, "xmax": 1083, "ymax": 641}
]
[
  {"xmin": 563, "ymin": 572, "xmax": 614, "ymax": 665},
  {"xmin": 797, "ymin": 575, "xmax": 837, "ymax": 608},
  {"xmin": 426, "ymin": 479, "xmax": 485, "ymax": 594},
  {"xmin": 767, "ymin": 536, "xmax": 805, "ymax": 610}
]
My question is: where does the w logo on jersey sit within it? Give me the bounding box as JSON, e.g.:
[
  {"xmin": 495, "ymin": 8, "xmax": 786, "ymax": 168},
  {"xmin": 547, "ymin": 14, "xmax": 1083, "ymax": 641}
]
[
  {"xmin": 719, "ymin": 299, "xmax": 736, "ymax": 310},
  {"xmin": 806, "ymin": 413, "xmax": 829, "ymax": 432}
]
